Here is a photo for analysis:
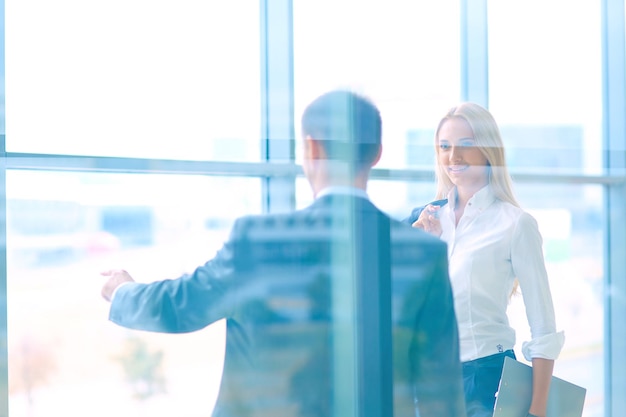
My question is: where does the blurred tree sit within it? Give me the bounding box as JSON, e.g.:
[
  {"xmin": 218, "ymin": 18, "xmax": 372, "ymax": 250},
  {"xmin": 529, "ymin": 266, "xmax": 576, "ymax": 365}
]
[
  {"xmin": 113, "ymin": 336, "xmax": 166, "ymax": 401},
  {"xmin": 8, "ymin": 335, "xmax": 58, "ymax": 415}
]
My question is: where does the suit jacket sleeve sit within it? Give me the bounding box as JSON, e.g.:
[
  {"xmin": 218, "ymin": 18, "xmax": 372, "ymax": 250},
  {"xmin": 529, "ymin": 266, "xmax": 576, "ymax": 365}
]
[
  {"xmin": 402, "ymin": 206, "xmax": 425, "ymax": 225},
  {"xmin": 413, "ymin": 242, "xmax": 466, "ymax": 417},
  {"xmin": 108, "ymin": 220, "xmax": 242, "ymax": 333},
  {"xmin": 403, "ymin": 199, "xmax": 449, "ymax": 225}
]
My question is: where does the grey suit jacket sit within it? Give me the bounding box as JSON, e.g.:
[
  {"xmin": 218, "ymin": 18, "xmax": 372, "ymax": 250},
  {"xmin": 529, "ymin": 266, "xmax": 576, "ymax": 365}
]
[{"xmin": 110, "ymin": 194, "xmax": 466, "ymax": 417}]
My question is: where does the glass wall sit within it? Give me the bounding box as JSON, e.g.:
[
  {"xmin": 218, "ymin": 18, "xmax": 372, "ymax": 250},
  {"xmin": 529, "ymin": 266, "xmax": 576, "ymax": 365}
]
[
  {"xmin": 488, "ymin": 2, "xmax": 606, "ymax": 415},
  {"xmin": 6, "ymin": 171, "xmax": 260, "ymax": 416},
  {"xmin": 293, "ymin": 0, "xmax": 461, "ymax": 170},
  {"xmin": 510, "ymin": 183, "xmax": 605, "ymax": 416},
  {"xmin": 2, "ymin": 1, "xmax": 625, "ymax": 417},
  {"xmin": 488, "ymin": 0, "xmax": 603, "ymax": 176},
  {"xmin": 5, "ymin": 1, "xmax": 261, "ymax": 161}
]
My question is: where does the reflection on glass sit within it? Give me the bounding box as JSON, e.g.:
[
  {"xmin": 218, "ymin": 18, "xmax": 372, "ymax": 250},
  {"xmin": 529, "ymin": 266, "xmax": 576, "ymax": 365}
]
[
  {"xmin": 293, "ymin": 0, "xmax": 460, "ymax": 169},
  {"xmin": 6, "ymin": 171, "xmax": 261, "ymax": 417},
  {"xmin": 6, "ymin": 2, "xmax": 260, "ymax": 161}
]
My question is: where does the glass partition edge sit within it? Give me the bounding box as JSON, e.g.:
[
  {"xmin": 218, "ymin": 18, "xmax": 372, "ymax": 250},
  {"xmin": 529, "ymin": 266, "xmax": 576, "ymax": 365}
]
[
  {"xmin": 603, "ymin": 0, "xmax": 626, "ymax": 415},
  {"xmin": 1, "ymin": 0, "xmax": 8, "ymax": 411}
]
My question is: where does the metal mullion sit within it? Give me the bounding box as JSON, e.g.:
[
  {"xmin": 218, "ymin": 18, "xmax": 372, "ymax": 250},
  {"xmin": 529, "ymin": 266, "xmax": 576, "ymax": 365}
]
[
  {"xmin": 260, "ymin": 0, "xmax": 295, "ymax": 214},
  {"xmin": 460, "ymin": 0, "xmax": 489, "ymax": 106},
  {"xmin": 369, "ymin": 167, "xmax": 626, "ymax": 185},
  {"xmin": 0, "ymin": 0, "xmax": 8, "ymax": 411},
  {"xmin": 5, "ymin": 153, "xmax": 301, "ymax": 178},
  {"xmin": 0, "ymin": 137, "xmax": 7, "ymax": 417},
  {"xmin": 602, "ymin": 0, "xmax": 626, "ymax": 416},
  {"xmin": 8, "ymin": 153, "xmax": 622, "ymax": 185}
]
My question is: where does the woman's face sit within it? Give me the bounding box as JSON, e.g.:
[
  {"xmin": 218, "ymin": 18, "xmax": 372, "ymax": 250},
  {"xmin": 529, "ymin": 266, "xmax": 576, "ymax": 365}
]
[{"xmin": 437, "ymin": 117, "xmax": 489, "ymax": 191}]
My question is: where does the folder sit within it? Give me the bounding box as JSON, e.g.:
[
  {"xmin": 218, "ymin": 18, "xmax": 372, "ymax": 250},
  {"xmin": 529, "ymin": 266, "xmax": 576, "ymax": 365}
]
[{"xmin": 493, "ymin": 357, "xmax": 586, "ymax": 417}]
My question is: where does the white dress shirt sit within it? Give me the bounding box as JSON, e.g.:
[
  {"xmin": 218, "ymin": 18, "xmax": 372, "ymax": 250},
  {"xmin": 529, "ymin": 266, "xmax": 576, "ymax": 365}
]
[
  {"xmin": 439, "ymin": 186, "xmax": 564, "ymax": 362},
  {"xmin": 316, "ymin": 185, "xmax": 370, "ymax": 200}
]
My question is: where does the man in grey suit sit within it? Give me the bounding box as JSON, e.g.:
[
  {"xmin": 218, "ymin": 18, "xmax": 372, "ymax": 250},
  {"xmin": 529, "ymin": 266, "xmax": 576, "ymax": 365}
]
[{"xmin": 100, "ymin": 90, "xmax": 466, "ymax": 417}]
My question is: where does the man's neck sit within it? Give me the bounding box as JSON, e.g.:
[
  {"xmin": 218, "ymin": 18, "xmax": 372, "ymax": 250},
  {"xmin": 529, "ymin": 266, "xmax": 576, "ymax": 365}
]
[
  {"xmin": 312, "ymin": 176, "xmax": 368, "ymax": 198},
  {"xmin": 316, "ymin": 185, "xmax": 370, "ymax": 200}
]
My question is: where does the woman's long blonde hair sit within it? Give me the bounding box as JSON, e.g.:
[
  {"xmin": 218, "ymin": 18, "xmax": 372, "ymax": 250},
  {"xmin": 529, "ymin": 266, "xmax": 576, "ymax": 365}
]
[
  {"xmin": 434, "ymin": 102, "xmax": 521, "ymax": 296},
  {"xmin": 434, "ymin": 102, "xmax": 519, "ymax": 208}
]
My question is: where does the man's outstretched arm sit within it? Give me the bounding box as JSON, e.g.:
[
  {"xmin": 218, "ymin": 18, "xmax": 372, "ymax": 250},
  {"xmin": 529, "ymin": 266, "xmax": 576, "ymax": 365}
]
[{"xmin": 99, "ymin": 230, "xmax": 238, "ymax": 334}]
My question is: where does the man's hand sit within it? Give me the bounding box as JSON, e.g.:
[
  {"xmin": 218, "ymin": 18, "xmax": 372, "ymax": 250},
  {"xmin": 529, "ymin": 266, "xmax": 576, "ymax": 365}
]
[{"xmin": 100, "ymin": 269, "xmax": 135, "ymax": 302}]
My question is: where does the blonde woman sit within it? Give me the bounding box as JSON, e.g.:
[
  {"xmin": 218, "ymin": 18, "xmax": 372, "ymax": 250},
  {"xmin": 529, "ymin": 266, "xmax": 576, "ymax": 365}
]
[{"xmin": 405, "ymin": 102, "xmax": 564, "ymax": 417}]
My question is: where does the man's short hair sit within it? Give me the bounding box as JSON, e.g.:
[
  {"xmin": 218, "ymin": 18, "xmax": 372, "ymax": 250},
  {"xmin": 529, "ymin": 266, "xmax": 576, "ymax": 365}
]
[{"xmin": 301, "ymin": 90, "xmax": 382, "ymax": 170}]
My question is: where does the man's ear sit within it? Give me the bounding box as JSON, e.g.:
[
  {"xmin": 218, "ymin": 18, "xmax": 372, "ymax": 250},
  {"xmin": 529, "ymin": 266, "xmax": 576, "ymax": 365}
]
[
  {"xmin": 304, "ymin": 135, "xmax": 326, "ymax": 160},
  {"xmin": 371, "ymin": 144, "xmax": 383, "ymax": 167}
]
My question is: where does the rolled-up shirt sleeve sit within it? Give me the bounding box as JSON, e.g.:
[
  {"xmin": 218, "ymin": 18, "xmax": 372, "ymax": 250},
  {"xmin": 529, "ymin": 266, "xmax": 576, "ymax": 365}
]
[
  {"xmin": 511, "ymin": 212, "xmax": 565, "ymax": 361},
  {"xmin": 521, "ymin": 331, "xmax": 565, "ymax": 361}
]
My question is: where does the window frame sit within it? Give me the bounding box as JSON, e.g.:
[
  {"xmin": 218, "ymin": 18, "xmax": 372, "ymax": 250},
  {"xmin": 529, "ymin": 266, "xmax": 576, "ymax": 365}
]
[{"xmin": 1, "ymin": 0, "xmax": 625, "ymax": 416}]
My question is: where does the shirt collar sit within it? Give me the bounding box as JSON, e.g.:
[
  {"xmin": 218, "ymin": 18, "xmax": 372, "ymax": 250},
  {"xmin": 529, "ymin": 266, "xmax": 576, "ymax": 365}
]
[
  {"xmin": 447, "ymin": 185, "xmax": 495, "ymax": 213},
  {"xmin": 316, "ymin": 186, "xmax": 370, "ymax": 200}
]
